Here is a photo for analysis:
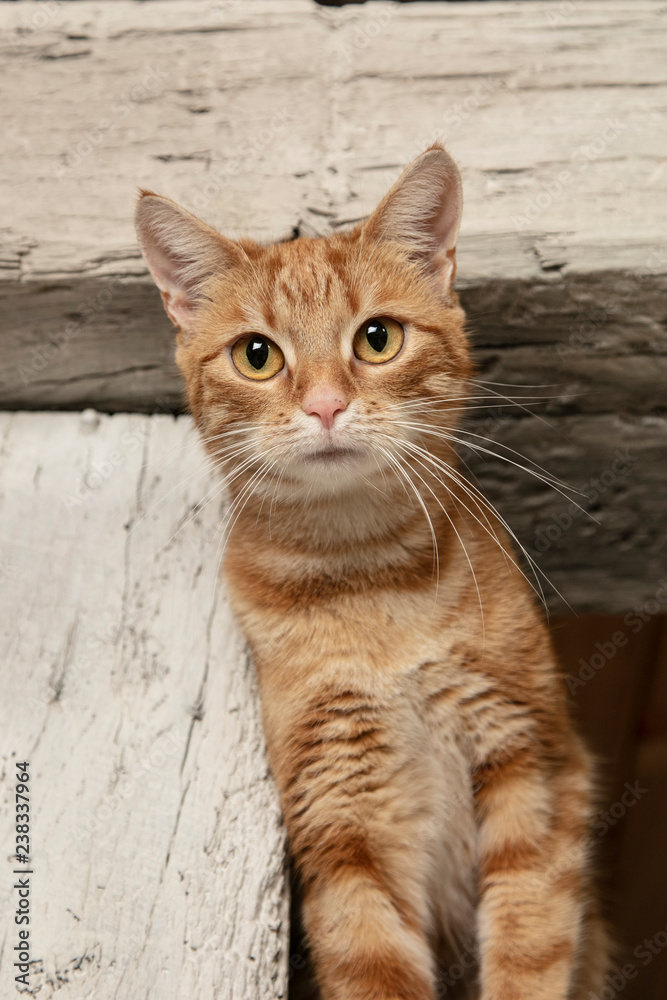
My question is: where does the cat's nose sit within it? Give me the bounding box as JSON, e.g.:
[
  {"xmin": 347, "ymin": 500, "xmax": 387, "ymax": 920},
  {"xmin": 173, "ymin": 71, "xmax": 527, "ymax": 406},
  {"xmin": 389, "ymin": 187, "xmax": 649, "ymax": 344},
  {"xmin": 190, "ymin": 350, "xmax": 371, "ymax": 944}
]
[{"xmin": 303, "ymin": 390, "xmax": 347, "ymax": 431}]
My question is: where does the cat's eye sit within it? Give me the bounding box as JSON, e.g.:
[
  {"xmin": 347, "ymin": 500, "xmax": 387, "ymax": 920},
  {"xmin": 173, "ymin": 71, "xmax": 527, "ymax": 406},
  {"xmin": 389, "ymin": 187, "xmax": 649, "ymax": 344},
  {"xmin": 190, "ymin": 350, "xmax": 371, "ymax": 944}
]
[
  {"xmin": 353, "ymin": 317, "xmax": 404, "ymax": 364},
  {"xmin": 231, "ymin": 335, "xmax": 285, "ymax": 381}
]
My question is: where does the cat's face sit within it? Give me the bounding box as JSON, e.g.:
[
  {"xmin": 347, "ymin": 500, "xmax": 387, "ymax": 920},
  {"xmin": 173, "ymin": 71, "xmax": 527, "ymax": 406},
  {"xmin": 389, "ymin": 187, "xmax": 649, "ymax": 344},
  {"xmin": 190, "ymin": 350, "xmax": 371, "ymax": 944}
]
[{"xmin": 136, "ymin": 145, "xmax": 470, "ymax": 497}]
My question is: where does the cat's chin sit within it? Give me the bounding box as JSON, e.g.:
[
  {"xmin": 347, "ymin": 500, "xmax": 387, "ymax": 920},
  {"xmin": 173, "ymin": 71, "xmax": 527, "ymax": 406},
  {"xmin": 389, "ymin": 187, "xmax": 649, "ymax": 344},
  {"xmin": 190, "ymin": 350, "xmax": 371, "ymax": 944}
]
[{"xmin": 285, "ymin": 445, "xmax": 377, "ymax": 495}]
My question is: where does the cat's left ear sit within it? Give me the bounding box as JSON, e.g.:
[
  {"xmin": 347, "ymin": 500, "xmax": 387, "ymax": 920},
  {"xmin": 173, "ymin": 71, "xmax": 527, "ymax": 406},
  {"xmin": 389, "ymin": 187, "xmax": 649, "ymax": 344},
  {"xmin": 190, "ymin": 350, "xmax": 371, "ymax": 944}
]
[
  {"xmin": 362, "ymin": 143, "xmax": 463, "ymax": 293},
  {"xmin": 134, "ymin": 191, "xmax": 243, "ymax": 337}
]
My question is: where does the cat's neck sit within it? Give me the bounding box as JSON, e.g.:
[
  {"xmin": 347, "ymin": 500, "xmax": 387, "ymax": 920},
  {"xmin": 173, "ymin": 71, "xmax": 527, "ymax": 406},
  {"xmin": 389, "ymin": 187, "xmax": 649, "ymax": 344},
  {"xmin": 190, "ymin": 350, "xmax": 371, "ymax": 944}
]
[{"xmin": 225, "ymin": 463, "xmax": 463, "ymax": 561}]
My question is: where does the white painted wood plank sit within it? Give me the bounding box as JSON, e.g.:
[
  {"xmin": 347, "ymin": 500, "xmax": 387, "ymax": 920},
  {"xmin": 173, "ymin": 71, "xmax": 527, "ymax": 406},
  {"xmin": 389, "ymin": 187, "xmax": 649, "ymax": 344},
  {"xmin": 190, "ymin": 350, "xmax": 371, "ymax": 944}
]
[
  {"xmin": 1, "ymin": 0, "xmax": 664, "ymax": 281},
  {"xmin": 0, "ymin": 411, "xmax": 288, "ymax": 999}
]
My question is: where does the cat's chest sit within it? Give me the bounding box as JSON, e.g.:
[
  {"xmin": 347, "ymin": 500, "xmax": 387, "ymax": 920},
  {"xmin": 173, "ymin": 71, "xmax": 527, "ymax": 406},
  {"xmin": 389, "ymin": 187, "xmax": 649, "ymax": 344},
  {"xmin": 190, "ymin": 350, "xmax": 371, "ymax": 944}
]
[
  {"xmin": 232, "ymin": 582, "xmax": 455, "ymax": 685},
  {"xmin": 224, "ymin": 529, "xmax": 474, "ymax": 677}
]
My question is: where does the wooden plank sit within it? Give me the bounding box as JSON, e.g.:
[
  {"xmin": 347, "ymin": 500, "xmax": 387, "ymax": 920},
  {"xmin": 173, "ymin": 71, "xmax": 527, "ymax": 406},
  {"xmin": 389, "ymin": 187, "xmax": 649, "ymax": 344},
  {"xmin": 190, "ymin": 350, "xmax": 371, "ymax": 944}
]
[
  {"xmin": 0, "ymin": 411, "xmax": 288, "ymax": 999},
  {"xmin": 467, "ymin": 411, "xmax": 667, "ymax": 614},
  {"xmin": 1, "ymin": 0, "xmax": 665, "ymax": 612}
]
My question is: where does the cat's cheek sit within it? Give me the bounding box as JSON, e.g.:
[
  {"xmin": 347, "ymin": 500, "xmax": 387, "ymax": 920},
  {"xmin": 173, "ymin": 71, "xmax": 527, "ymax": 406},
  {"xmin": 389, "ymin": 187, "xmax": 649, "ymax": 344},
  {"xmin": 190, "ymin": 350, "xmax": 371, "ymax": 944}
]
[{"xmin": 422, "ymin": 373, "xmax": 454, "ymax": 396}]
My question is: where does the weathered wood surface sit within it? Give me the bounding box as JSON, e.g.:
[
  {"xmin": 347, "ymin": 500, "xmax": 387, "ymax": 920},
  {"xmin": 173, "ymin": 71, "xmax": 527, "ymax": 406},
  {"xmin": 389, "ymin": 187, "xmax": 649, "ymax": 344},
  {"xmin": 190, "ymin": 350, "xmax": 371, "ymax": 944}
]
[
  {"xmin": 0, "ymin": 411, "xmax": 288, "ymax": 999},
  {"xmin": 1, "ymin": 0, "xmax": 666, "ymax": 603}
]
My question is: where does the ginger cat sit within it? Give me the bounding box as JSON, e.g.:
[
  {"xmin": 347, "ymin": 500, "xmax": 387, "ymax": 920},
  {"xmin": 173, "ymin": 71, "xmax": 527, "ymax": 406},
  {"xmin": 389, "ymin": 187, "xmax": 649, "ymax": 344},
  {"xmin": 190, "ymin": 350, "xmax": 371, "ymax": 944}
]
[{"xmin": 135, "ymin": 145, "xmax": 608, "ymax": 1000}]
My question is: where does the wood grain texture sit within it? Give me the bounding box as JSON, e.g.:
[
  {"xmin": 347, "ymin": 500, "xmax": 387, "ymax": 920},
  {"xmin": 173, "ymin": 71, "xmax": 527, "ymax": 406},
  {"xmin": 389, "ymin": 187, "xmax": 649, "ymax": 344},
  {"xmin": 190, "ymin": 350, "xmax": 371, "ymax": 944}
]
[
  {"xmin": 1, "ymin": 2, "xmax": 665, "ymax": 599},
  {"xmin": 0, "ymin": 410, "xmax": 288, "ymax": 999}
]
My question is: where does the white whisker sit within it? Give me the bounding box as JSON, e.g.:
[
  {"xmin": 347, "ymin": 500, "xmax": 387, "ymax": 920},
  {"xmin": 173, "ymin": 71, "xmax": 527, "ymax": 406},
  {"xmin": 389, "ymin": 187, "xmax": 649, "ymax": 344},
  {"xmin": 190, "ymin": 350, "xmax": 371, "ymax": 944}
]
[
  {"xmin": 392, "ymin": 421, "xmax": 593, "ymax": 516},
  {"xmin": 389, "ymin": 436, "xmax": 550, "ymax": 612},
  {"xmin": 154, "ymin": 447, "xmax": 276, "ymax": 556},
  {"xmin": 388, "ymin": 434, "xmax": 574, "ymax": 613},
  {"xmin": 127, "ymin": 439, "xmax": 258, "ymax": 540},
  {"xmin": 467, "ymin": 379, "xmax": 557, "ymax": 430},
  {"xmin": 379, "ymin": 437, "xmax": 485, "ymax": 634},
  {"xmin": 375, "ymin": 444, "xmax": 440, "ymax": 603}
]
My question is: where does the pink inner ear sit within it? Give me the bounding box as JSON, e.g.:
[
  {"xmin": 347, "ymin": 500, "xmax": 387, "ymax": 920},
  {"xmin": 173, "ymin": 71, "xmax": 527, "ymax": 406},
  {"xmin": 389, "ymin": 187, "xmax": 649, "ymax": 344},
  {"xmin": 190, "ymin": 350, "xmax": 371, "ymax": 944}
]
[
  {"xmin": 361, "ymin": 146, "xmax": 463, "ymax": 294},
  {"xmin": 408, "ymin": 166, "xmax": 462, "ymax": 293},
  {"xmin": 430, "ymin": 248, "xmax": 457, "ymax": 290},
  {"xmin": 144, "ymin": 242, "xmax": 198, "ymax": 328},
  {"xmin": 135, "ymin": 196, "xmax": 217, "ymax": 334},
  {"xmin": 150, "ymin": 264, "xmax": 198, "ymax": 332},
  {"xmin": 430, "ymin": 178, "xmax": 463, "ymax": 255},
  {"xmin": 159, "ymin": 288, "xmax": 198, "ymax": 330},
  {"xmin": 135, "ymin": 193, "xmax": 246, "ymax": 336},
  {"xmin": 145, "ymin": 243, "xmax": 189, "ymax": 298}
]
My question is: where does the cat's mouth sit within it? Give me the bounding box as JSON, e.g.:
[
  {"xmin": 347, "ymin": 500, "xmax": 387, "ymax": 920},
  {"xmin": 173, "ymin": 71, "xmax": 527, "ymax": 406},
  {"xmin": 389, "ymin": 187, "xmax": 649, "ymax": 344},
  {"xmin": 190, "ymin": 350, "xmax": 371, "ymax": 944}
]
[{"xmin": 304, "ymin": 446, "xmax": 362, "ymax": 463}]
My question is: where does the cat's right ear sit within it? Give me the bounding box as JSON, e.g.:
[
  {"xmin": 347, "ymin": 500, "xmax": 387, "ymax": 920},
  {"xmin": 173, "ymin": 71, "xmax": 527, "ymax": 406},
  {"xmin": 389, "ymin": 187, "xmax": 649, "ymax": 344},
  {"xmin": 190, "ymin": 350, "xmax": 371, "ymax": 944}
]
[
  {"xmin": 134, "ymin": 191, "xmax": 242, "ymax": 337},
  {"xmin": 361, "ymin": 144, "xmax": 463, "ymax": 294}
]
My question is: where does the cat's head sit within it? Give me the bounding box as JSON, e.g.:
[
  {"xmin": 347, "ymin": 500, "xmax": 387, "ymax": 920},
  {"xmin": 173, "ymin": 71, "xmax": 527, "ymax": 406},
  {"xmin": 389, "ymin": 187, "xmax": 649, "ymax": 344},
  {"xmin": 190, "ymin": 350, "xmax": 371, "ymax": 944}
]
[{"xmin": 135, "ymin": 144, "xmax": 471, "ymax": 498}]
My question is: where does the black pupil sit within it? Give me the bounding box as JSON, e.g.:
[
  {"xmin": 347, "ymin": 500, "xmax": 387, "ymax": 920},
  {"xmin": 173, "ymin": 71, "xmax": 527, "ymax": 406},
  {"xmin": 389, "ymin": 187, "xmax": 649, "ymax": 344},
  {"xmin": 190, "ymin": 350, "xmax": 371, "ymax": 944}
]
[
  {"xmin": 366, "ymin": 321, "xmax": 388, "ymax": 353},
  {"xmin": 246, "ymin": 338, "xmax": 269, "ymax": 370}
]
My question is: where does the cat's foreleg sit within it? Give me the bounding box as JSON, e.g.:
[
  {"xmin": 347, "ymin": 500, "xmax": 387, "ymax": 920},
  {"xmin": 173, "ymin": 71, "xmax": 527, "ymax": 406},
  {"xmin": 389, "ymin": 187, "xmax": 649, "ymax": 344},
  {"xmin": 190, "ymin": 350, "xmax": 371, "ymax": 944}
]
[
  {"xmin": 276, "ymin": 693, "xmax": 441, "ymax": 1000},
  {"xmin": 297, "ymin": 829, "xmax": 438, "ymax": 1000},
  {"xmin": 473, "ymin": 742, "xmax": 599, "ymax": 1000}
]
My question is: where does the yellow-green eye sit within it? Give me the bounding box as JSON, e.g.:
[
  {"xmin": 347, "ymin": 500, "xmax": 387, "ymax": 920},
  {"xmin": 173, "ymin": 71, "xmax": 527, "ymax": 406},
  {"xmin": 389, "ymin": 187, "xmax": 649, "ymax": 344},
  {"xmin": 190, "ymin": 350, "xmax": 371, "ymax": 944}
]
[
  {"xmin": 231, "ymin": 335, "xmax": 284, "ymax": 381},
  {"xmin": 353, "ymin": 317, "xmax": 404, "ymax": 364}
]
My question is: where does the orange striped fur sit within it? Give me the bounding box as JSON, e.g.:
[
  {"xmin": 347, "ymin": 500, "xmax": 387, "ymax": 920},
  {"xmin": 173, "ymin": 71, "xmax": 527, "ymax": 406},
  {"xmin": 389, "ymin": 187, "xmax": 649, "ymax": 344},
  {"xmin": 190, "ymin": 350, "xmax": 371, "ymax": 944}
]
[{"xmin": 135, "ymin": 145, "xmax": 609, "ymax": 999}]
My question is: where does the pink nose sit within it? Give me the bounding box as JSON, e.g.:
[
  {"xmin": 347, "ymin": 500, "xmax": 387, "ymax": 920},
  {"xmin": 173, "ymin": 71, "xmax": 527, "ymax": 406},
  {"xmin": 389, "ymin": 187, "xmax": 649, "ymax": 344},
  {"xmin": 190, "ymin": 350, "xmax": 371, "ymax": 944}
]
[{"xmin": 303, "ymin": 390, "xmax": 347, "ymax": 431}]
